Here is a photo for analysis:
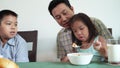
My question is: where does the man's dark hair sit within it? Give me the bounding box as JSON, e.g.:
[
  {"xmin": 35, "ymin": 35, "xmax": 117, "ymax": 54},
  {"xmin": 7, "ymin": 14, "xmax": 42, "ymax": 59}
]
[
  {"xmin": 48, "ymin": 0, "xmax": 71, "ymax": 16},
  {"xmin": 0, "ymin": 10, "xmax": 18, "ymax": 24}
]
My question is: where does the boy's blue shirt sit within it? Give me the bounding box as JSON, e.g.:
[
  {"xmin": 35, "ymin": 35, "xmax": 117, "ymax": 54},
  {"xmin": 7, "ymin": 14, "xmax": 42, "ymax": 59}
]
[{"xmin": 0, "ymin": 34, "xmax": 29, "ymax": 62}]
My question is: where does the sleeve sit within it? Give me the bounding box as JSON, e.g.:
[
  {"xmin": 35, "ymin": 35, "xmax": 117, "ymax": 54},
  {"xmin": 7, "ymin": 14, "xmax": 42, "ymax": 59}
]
[
  {"xmin": 15, "ymin": 36, "xmax": 29, "ymax": 62},
  {"xmin": 57, "ymin": 33, "xmax": 66, "ymax": 59},
  {"xmin": 91, "ymin": 17, "xmax": 113, "ymax": 39}
]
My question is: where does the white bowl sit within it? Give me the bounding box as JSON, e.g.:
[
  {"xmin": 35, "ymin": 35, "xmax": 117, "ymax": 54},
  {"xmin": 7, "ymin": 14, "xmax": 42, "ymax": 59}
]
[{"xmin": 67, "ymin": 53, "xmax": 93, "ymax": 65}]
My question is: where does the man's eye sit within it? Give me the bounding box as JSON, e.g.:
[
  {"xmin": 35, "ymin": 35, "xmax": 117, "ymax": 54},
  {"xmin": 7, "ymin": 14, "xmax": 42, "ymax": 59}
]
[
  {"xmin": 6, "ymin": 23, "xmax": 11, "ymax": 25},
  {"xmin": 63, "ymin": 10, "xmax": 68, "ymax": 15},
  {"xmin": 63, "ymin": 12, "xmax": 67, "ymax": 15},
  {"xmin": 15, "ymin": 23, "xmax": 17, "ymax": 26},
  {"xmin": 55, "ymin": 16, "xmax": 61, "ymax": 20}
]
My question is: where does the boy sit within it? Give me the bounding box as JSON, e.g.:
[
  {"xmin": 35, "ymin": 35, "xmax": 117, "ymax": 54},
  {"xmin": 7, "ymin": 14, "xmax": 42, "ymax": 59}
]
[{"xmin": 0, "ymin": 10, "xmax": 29, "ymax": 62}]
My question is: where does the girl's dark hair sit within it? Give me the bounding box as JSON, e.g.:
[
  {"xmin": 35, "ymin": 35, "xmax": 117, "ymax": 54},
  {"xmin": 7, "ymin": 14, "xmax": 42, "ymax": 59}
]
[{"xmin": 69, "ymin": 13, "xmax": 98, "ymax": 45}]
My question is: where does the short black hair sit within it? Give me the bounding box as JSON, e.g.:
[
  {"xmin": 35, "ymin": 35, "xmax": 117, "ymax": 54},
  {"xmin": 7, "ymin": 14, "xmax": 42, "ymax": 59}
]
[
  {"xmin": 70, "ymin": 13, "xmax": 98, "ymax": 44},
  {"xmin": 48, "ymin": 0, "xmax": 71, "ymax": 16},
  {"xmin": 0, "ymin": 10, "xmax": 18, "ymax": 24}
]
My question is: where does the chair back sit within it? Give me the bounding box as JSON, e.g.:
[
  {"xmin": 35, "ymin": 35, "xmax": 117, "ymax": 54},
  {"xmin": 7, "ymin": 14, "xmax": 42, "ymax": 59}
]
[
  {"xmin": 18, "ymin": 30, "xmax": 38, "ymax": 62},
  {"xmin": 108, "ymin": 28, "xmax": 112, "ymax": 35}
]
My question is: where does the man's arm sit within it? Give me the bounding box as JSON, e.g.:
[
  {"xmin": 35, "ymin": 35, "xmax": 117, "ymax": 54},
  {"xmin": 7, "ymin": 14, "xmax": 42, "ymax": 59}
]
[
  {"xmin": 90, "ymin": 17, "xmax": 113, "ymax": 39},
  {"xmin": 57, "ymin": 32, "xmax": 69, "ymax": 62}
]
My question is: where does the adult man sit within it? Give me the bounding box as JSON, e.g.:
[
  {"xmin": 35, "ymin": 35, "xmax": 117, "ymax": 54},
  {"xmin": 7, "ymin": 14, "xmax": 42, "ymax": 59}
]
[{"xmin": 48, "ymin": 0, "xmax": 113, "ymax": 62}]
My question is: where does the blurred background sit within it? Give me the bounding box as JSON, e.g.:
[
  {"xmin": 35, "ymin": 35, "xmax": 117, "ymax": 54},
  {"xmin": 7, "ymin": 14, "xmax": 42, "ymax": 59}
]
[{"xmin": 0, "ymin": 0, "xmax": 120, "ymax": 62}]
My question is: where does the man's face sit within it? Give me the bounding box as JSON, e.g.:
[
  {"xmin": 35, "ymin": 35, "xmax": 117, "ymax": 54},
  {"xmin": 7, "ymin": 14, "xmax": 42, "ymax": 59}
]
[{"xmin": 52, "ymin": 3, "xmax": 74, "ymax": 28}]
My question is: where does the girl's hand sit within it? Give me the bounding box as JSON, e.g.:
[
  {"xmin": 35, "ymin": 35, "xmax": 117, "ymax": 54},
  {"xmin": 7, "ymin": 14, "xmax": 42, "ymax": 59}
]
[{"xmin": 93, "ymin": 40, "xmax": 102, "ymax": 51}]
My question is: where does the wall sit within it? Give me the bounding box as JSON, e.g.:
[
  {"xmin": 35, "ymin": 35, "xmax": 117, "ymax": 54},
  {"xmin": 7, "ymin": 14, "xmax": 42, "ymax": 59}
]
[{"xmin": 0, "ymin": 0, "xmax": 120, "ymax": 62}]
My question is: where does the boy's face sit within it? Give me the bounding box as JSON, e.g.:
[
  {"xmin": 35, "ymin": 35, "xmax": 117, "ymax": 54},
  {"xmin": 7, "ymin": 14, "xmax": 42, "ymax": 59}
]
[
  {"xmin": 0, "ymin": 15, "xmax": 18, "ymax": 39},
  {"xmin": 71, "ymin": 20, "xmax": 89, "ymax": 42},
  {"xmin": 52, "ymin": 3, "xmax": 74, "ymax": 28}
]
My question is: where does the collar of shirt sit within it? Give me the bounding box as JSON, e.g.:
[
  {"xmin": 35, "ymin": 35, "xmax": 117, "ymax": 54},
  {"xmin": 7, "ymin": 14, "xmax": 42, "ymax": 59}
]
[
  {"xmin": 0, "ymin": 37, "xmax": 15, "ymax": 46},
  {"xmin": 7, "ymin": 37, "xmax": 16, "ymax": 46},
  {"xmin": 64, "ymin": 28, "xmax": 71, "ymax": 32}
]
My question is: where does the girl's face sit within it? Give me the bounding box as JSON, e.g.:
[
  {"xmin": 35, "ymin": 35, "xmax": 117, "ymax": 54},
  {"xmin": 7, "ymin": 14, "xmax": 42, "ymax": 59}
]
[
  {"xmin": 71, "ymin": 20, "xmax": 89, "ymax": 42},
  {"xmin": 0, "ymin": 15, "xmax": 18, "ymax": 40}
]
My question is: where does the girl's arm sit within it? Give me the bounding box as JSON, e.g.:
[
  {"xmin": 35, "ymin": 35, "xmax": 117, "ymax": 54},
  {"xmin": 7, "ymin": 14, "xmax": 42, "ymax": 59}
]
[{"xmin": 93, "ymin": 36, "xmax": 108, "ymax": 58}]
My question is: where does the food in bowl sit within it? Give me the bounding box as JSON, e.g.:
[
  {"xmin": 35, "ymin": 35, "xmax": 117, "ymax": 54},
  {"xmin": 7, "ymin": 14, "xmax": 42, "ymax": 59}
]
[
  {"xmin": 72, "ymin": 43, "xmax": 78, "ymax": 47},
  {"xmin": 67, "ymin": 53, "xmax": 93, "ymax": 65},
  {"xmin": 0, "ymin": 58, "xmax": 19, "ymax": 68},
  {"xmin": 72, "ymin": 43, "xmax": 80, "ymax": 48}
]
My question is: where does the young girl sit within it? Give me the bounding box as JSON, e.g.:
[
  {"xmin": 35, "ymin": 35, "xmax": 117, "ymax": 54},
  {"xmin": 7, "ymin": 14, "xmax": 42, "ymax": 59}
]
[{"xmin": 70, "ymin": 13, "xmax": 108, "ymax": 61}]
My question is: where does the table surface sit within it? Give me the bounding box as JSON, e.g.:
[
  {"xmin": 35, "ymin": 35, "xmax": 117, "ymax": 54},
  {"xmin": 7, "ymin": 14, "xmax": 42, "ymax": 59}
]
[{"xmin": 17, "ymin": 62, "xmax": 120, "ymax": 68}]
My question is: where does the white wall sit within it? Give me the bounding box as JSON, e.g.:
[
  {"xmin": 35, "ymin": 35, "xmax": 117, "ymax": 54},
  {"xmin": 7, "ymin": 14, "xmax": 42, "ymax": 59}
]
[{"xmin": 0, "ymin": 0, "xmax": 120, "ymax": 62}]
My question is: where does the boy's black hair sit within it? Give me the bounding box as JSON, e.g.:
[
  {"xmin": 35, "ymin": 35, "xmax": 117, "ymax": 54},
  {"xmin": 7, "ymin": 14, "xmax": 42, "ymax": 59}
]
[
  {"xmin": 48, "ymin": 0, "xmax": 71, "ymax": 16},
  {"xmin": 0, "ymin": 10, "xmax": 18, "ymax": 24}
]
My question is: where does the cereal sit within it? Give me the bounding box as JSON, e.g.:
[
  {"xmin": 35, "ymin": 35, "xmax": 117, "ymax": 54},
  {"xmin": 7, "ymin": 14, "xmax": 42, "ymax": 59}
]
[{"xmin": 72, "ymin": 43, "xmax": 78, "ymax": 47}]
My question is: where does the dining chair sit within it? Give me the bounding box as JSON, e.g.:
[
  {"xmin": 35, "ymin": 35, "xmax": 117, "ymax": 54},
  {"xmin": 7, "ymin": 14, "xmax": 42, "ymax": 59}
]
[
  {"xmin": 108, "ymin": 28, "xmax": 112, "ymax": 35},
  {"xmin": 18, "ymin": 30, "xmax": 38, "ymax": 62}
]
